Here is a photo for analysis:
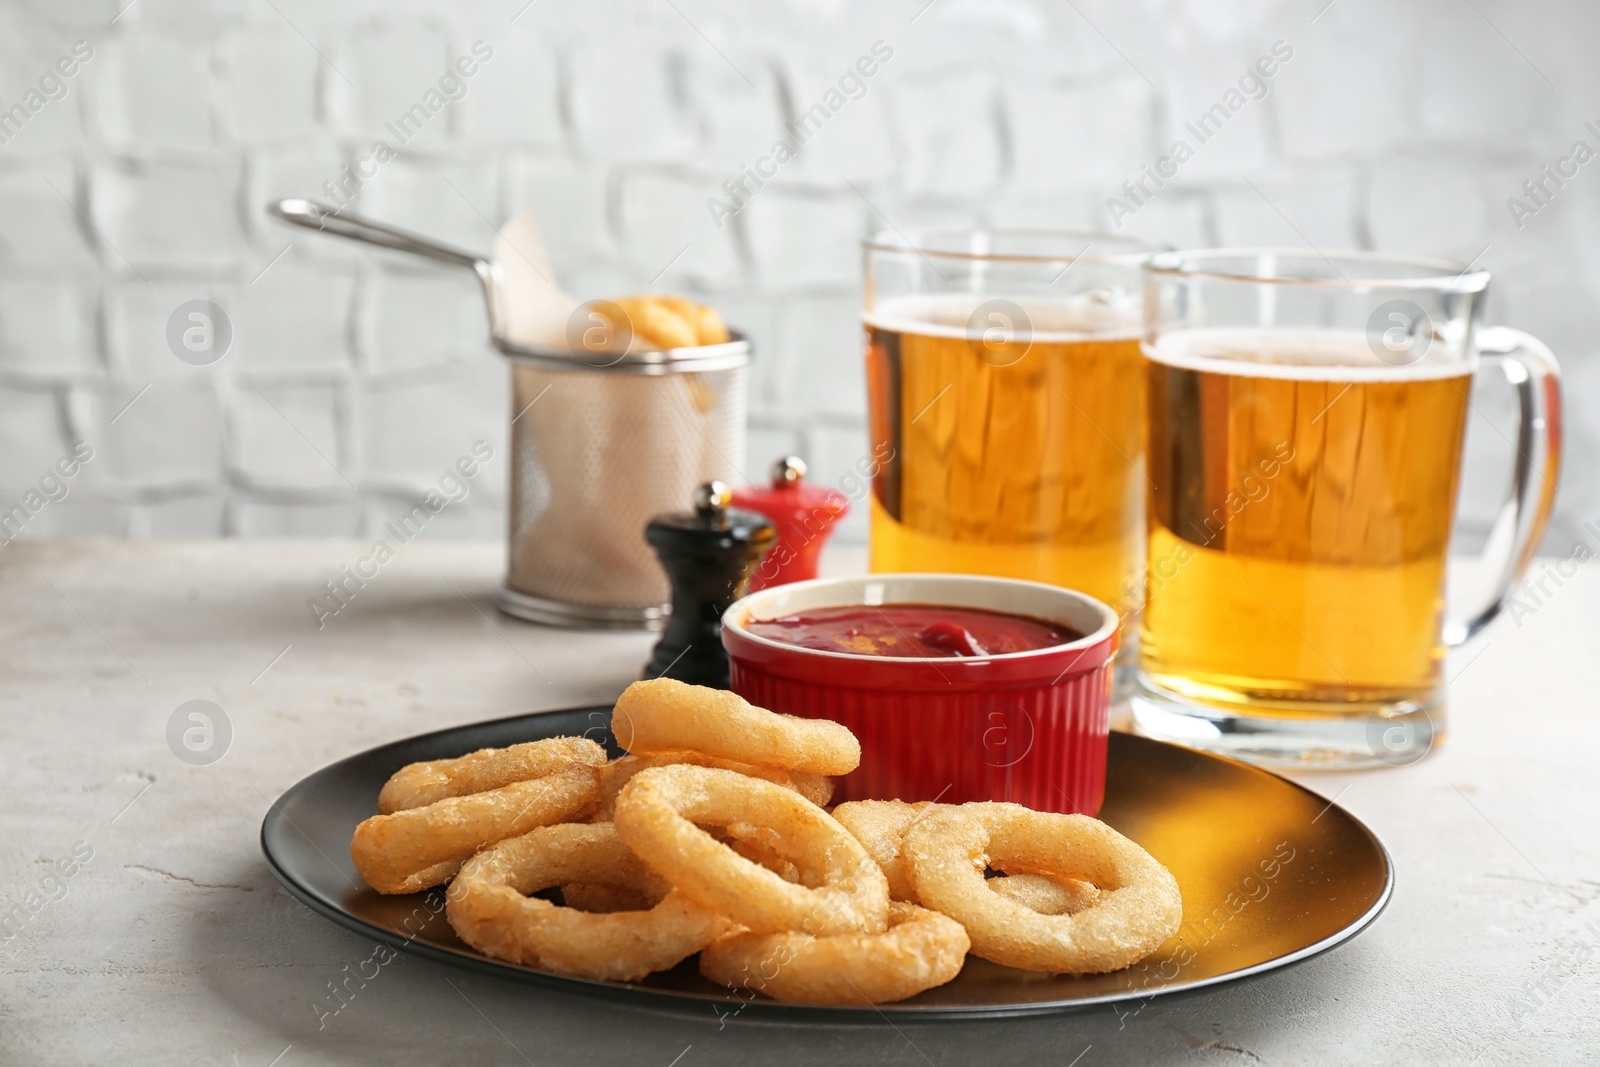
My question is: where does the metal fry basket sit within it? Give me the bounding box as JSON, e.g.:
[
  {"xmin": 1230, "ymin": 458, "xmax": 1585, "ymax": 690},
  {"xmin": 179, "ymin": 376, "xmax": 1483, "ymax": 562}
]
[
  {"xmin": 269, "ymin": 199, "xmax": 748, "ymax": 629},
  {"xmin": 499, "ymin": 342, "xmax": 747, "ymax": 627}
]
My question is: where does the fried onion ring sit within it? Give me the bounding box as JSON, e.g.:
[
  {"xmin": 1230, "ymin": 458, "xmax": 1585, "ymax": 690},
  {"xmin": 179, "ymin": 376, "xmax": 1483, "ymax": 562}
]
[
  {"xmin": 700, "ymin": 902, "xmax": 969, "ymax": 1004},
  {"xmin": 718, "ymin": 822, "xmax": 801, "ymax": 884},
  {"xmin": 590, "ymin": 751, "xmax": 830, "ymax": 822},
  {"xmin": 446, "ymin": 823, "xmax": 728, "ymax": 981},
  {"xmin": 377, "ymin": 737, "xmax": 606, "ymax": 814},
  {"xmin": 831, "ymin": 800, "xmax": 934, "ymax": 902},
  {"xmin": 904, "ymin": 804, "xmax": 1181, "ymax": 974},
  {"xmin": 351, "ymin": 765, "xmax": 600, "ymax": 895},
  {"xmin": 832, "ymin": 802, "xmax": 1103, "ymax": 915},
  {"xmin": 559, "ymin": 882, "xmax": 663, "ymax": 914},
  {"xmin": 561, "ymin": 840, "xmax": 674, "ymax": 913},
  {"xmin": 613, "ymin": 765, "xmax": 888, "ymax": 936},
  {"xmin": 989, "ymin": 873, "xmax": 1101, "ymax": 916},
  {"xmin": 390, "ymin": 858, "xmax": 464, "ymax": 896},
  {"xmin": 611, "ymin": 679, "xmax": 860, "ymax": 776},
  {"xmin": 788, "ymin": 771, "xmax": 834, "ymax": 809}
]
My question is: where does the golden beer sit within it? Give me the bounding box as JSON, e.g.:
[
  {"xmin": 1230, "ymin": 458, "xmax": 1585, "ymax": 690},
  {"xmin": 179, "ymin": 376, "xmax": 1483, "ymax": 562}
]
[
  {"xmin": 864, "ymin": 297, "xmax": 1145, "ymax": 613},
  {"xmin": 1140, "ymin": 330, "xmax": 1472, "ymax": 714}
]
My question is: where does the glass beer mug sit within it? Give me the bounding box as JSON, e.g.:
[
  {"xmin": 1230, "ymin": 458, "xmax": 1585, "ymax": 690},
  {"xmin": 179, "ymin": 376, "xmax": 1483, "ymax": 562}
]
[
  {"xmin": 1132, "ymin": 250, "xmax": 1561, "ymax": 768},
  {"xmin": 862, "ymin": 229, "xmax": 1154, "ymax": 641}
]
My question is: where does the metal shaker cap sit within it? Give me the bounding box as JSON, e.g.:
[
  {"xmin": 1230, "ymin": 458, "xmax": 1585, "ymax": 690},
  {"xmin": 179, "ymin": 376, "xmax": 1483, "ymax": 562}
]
[
  {"xmin": 694, "ymin": 480, "xmax": 734, "ymax": 517},
  {"xmin": 650, "ymin": 481, "xmax": 772, "ymax": 543},
  {"xmin": 769, "ymin": 456, "xmax": 807, "ymax": 487}
]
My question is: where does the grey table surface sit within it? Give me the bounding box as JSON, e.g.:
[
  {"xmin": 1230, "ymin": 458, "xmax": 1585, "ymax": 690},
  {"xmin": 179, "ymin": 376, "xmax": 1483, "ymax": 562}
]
[{"xmin": 2, "ymin": 539, "xmax": 1597, "ymax": 1067}]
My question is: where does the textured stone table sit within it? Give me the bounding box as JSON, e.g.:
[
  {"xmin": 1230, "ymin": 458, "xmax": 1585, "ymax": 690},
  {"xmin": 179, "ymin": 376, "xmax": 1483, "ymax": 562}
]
[{"xmin": 3, "ymin": 541, "xmax": 1596, "ymax": 1066}]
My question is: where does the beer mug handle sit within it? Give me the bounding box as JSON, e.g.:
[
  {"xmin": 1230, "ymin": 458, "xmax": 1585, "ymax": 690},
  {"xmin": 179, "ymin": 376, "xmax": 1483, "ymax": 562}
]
[{"xmin": 1443, "ymin": 326, "xmax": 1563, "ymax": 646}]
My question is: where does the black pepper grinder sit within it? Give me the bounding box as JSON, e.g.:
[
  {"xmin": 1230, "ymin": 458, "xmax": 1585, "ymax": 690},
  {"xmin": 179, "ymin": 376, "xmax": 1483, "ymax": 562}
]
[{"xmin": 643, "ymin": 480, "xmax": 776, "ymax": 689}]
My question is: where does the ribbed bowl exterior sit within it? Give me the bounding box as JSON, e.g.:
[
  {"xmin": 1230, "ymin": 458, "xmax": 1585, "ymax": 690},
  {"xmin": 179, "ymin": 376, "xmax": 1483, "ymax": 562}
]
[
  {"xmin": 729, "ymin": 660, "xmax": 1112, "ymax": 815},
  {"xmin": 722, "ymin": 574, "xmax": 1119, "ymax": 817}
]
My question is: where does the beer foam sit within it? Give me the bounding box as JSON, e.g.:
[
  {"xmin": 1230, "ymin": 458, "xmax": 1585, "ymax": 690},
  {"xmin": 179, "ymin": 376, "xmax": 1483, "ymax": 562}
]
[
  {"xmin": 1145, "ymin": 328, "xmax": 1472, "ymax": 381},
  {"xmin": 863, "ymin": 292, "xmax": 1140, "ymax": 342}
]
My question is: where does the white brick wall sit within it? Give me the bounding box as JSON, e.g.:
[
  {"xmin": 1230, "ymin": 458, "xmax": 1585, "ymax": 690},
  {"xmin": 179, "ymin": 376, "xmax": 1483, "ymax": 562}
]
[{"xmin": 0, "ymin": 0, "xmax": 1594, "ymax": 549}]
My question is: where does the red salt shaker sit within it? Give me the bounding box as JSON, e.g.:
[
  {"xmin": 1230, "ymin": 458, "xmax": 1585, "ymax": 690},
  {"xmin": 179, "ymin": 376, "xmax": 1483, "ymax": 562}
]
[{"xmin": 730, "ymin": 457, "xmax": 849, "ymax": 592}]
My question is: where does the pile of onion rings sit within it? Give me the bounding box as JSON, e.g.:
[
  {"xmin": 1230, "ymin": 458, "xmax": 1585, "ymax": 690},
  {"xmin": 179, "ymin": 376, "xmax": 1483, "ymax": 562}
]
[{"xmin": 348, "ymin": 678, "xmax": 1181, "ymax": 1003}]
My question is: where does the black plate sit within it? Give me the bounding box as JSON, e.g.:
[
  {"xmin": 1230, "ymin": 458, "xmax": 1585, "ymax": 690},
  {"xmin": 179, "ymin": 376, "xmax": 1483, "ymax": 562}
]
[{"xmin": 261, "ymin": 706, "xmax": 1392, "ymax": 1019}]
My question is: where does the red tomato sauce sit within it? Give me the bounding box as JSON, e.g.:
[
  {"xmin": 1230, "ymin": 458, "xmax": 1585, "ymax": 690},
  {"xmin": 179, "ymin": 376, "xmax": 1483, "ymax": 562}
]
[{"xmin": 745, "ymin": 603, "xmax": 1082, "ymax": 658}]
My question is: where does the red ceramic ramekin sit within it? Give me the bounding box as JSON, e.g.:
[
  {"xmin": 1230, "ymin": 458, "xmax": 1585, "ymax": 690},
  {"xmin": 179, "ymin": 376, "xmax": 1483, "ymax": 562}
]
[{"xmin": 721, "ymin": 574, "xmax": 1118, "ymax": 815}]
